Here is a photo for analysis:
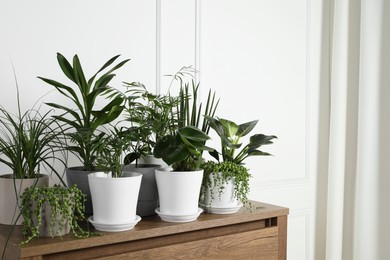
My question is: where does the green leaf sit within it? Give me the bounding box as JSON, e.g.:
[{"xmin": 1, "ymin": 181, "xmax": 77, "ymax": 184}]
[
  {"xmin": 247, "ymin": 149, "xmax": 272, "ymax": 156},
  {"xmin": 248, "ymin": 134, "xmax": 277, "ymax": 149},
  {"xmin": 153, "ymin": 135, "xmax": 188, "ymax": 165},
  {"xmin": 56, "ymin": 53, "xmax": 75, "ymax": 82},
  {"xmin": 72, "ymin": 55, "xmax": 89, "ymax": 94},
  {"xmin": 237, "ymin": 120, "xmax": 258, "ymax": 137},
  {"xmin": 219, "ymin": 118, "xmax": 239, "ymax": 138},
  {"xmin": 178, "ymin": 126, "xmax": 210, "ymax": 142}
]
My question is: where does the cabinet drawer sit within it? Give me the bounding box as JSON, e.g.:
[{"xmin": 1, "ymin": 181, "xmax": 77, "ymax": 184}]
[{"xmin": 97, "ymin": 227, "xmax": 279, "ymax": 260}]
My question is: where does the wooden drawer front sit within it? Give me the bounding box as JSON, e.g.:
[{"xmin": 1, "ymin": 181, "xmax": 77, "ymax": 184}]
[{"xmin": 97, "ymin": 227, "xmax": 279, "ymax": 260}]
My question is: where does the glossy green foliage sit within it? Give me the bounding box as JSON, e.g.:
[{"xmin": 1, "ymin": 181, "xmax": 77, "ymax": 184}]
[
  {"xmin": 205, "ymin": 116, "xmax": 277, "ymax": 164},
  {"xmin": 38, "ymin": 53, "xmax": 129, "ymax": 170}
]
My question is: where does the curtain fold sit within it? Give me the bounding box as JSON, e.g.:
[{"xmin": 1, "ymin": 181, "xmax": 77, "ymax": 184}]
[{"xmin": 324, "ymin": 0, "xmax": 390, "ymax": 259}]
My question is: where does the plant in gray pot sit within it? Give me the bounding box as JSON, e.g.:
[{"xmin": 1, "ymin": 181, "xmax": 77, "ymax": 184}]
[
  {"xmin": 19, "ymin": 184, "xmax": 91, "ymax": 244},
  {"xmin": 119, "ymin": 83, "xmax": 181, "ymax": 216},
  {"xmin": 38, "ymin": 53, "xmax": 129, "ymax": 215},
  {"xmin": 0, "ymin": 87, "xmax": 66, "ymax": 226}
]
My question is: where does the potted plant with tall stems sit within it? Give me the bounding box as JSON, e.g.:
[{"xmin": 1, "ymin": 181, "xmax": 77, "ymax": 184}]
[
  {"xmin": 115, "ymin": 82, "xmax": 181, "ymax": 216},
  {"xmin": 152, "ymin": 76, "xmax": 219, "ymax": 222},
  {"xmin": 38, "ymin": 53, "xmax": 129, "ymax": 215},
  {"xmin": 87, "ymin": 128, "xmax": 142, "ymax": 232},
  {"xmin": 200, "ymin": 116, "xmax": 277, "ymax": 214},
  {"xmin": 0, "ymin": 83, "xmax": 66, "ymax": 226}
]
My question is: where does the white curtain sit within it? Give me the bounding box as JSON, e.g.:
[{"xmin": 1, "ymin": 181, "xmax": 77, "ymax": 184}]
[{"xmin": 324, "ymin": 0, "xmax": 390, "ymax": 259}]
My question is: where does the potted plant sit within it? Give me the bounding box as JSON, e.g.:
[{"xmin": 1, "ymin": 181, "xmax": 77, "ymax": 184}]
[
  {"xmin": 151, "ymin": 70, "xmax": 219, "ymax": 222},
  {"xmin": 118, "ymin": 82, "xmax": 182, "ymax": 216},
  {"xmin": 153, "ymin": 126, "xmax": 213, "ymax": 222},
  {"xmin": 200, "ymin": 116, "xmax": 277, "ymax": 214},
  {"xmin": 19, "ymin": 184, "xmax": 91, "ymax": 244},
  {"xmin": 0, "ymin": 86, "xmax": 66, "ymax": 225},
  {"xmin": 88, "ymin": 128, "xmax": 142, "ymax": 232},
  {"xmin": 38, "ymin": 53, "xmax": 129, "ymax": 215}
]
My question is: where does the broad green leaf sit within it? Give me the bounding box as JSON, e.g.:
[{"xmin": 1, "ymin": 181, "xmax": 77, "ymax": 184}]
[
  {"xmin": 247, "ymin": 149, "xmax": 272, "ymax": 156},
  {"xmin": 237, "ymin": 120, "xmax": 258, "ymax": 137},
  {"xmin": 56, "ymin": 53, "xmax": 75, "ymax": 82},
  {"xmin": 88, "ymin": 54, "xmax": 121, "ymax": 85},
  {"xmin": 37, "ymin": 77, "xmax": 81, "ymax": 107},
  {"xmin": 219, "ymin": 118, "xmax": 238, "ymax": 138},
  {"xmin": 248, "ymin": 134, "xmax": 277, "ymax": 149},
  {"xmin": 178, "ymin": 126, "xmax": 210, "ymax": 142},
  {"xmin": 72, "ymin": 55, "xmax": 89, "ymax": 94}
]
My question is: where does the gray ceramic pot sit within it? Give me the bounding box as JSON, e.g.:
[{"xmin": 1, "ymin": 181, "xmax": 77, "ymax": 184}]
[
  {"xmin": 122, "ymin": 164, "xmax": 161, "ymax": 216},
  {"xmin": 66, "ymin": 167, "xmax": 94, "ymax": 215}
]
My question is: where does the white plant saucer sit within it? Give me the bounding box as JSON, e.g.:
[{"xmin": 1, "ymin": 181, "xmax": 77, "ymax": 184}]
[
  {"xmin": 200, "ymin": 203, "xmax": 243, "ymax": 214},
  {"xmin": 88, "ymin": 215, "xmax": 141, "ymax": 232},
  {"xmin": 155, "ymin": 208, "xmax": 203, "ymax": 223}
]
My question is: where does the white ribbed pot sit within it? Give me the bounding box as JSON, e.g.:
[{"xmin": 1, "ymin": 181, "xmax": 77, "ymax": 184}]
[
  {"xmin": 88, "ymin": 171, "xmax": 142, "ymax": 224},
  {"xmin": 155, "ymin": 169, "xmax": 203, "ymax": 216},
  {"xmin": 0, "ymin": 174, "xmax": 49, "ymax": 225},
  {"xmin": 204, "ymin": 173, "xmax": 239, "ymax": 208}
]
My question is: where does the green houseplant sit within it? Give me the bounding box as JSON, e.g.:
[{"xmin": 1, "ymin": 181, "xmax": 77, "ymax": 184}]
[
  {"xmin": 0, "ymin": 85, "xmax": 66, "ymax": 225},
  {"xmin": 87, "ymin": 128, "xmax": 142, "ymax": 232},
  {"xmin": 200, "ymin": 116, "xmax": 277, "ymax": 213},
  {"xmin": 118, "ymin": 82, "xmax": 181, "ymax": 216},
  {"xmin": 152, "ymin": 72, "xmax": 218, "ymax": 222},
  {"xmin": 39, "ymin": 53, "xmax": 129, "ymax": 214},
  {"xmin": 19, "ymin": 184, "xmax": 91, "ymax": 244}
]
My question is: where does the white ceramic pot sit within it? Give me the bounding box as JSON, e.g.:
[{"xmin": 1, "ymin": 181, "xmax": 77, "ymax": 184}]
[
  {"xmin": 0, "ymin": 174, "xmax": 49, "ymax": 225},
  {"xmin": 155, "ymin": 169, "xmax": 203, "ymax": 216},
  {"xmin": 88, "ymin": 171, "xmax": 142, "ymax": 224},
  {"xmin": 204, "ymin": 173, "xmax": 239, "ymax": 207}
]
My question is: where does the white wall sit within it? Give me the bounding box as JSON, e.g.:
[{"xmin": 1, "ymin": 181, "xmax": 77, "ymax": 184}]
[{"xmin": 0, "ymin": 1, "xmax": 325, "ymax": 259}]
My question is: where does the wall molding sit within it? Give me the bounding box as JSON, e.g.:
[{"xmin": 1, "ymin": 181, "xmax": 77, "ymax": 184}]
[{"xmin": 155, "ymin": 0, "xmax": 161, "ymax": 94}]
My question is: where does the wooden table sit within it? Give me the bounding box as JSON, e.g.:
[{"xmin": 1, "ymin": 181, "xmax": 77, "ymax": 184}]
[{"xmin": 0, "ymin": 201, "xmax": 288, "ymax": 260}]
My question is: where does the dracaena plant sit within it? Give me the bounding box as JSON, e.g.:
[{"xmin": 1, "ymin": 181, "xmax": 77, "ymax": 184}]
[
  {"xmin": 38, "ymin": 53, "xmax": 129, "ymax": 171},
  {"xmin": 204, "ymin": 116, "xmax": 277, "ymax": 164}
]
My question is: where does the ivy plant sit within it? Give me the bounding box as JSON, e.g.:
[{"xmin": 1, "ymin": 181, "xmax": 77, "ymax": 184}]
[
  {"xmin": 202, "ymin": 116, "xmax": 277, "ymax": 206},
  {"xmin": 200, "ymin": 160, "xmax": 251, "ymax": 207}
]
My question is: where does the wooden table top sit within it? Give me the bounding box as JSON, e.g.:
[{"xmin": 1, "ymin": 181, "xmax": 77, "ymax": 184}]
[{"xmin": 0, "ymin": 201, "xmax": 289, "ymax": 259}]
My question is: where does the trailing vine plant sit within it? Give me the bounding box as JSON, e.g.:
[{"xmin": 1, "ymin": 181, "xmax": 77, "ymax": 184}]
[
  {"xmin": 20, "ymin": 184, "xmax": 93, "ymax": 244},
  {"xmin": 200, "ymin": 161, "xmax": 251, "ymax": 208}
]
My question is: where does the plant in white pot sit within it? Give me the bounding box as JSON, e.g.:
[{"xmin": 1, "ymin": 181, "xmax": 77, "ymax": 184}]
[
  {"xmin": 0, "ymin": 89, "xmax": 66, "ymax": 226},
  {"xmin": 116, "ymin": 82, "xmax": 181, "ymax": 216},
  {"xmin": 38, "ymin": 53, "xmax": 129, "ymax": 215},
  {"xmin": 88, "ymin": 128, "xmax": 142, "ymax": 232},
  {"xmin": 19, "ymin": 184, "xmax": 91, "ymax": 244},
  {"xmin": 151, "ymin": 73, "xmax": 219, "ymax": 223},
  {"xmin": 153, "ymin": 126, "xmax": 213, "ymax": 222},
  {"xmin": 200, "ymin": 116, "xmax": 277, "ymax": 214}
]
